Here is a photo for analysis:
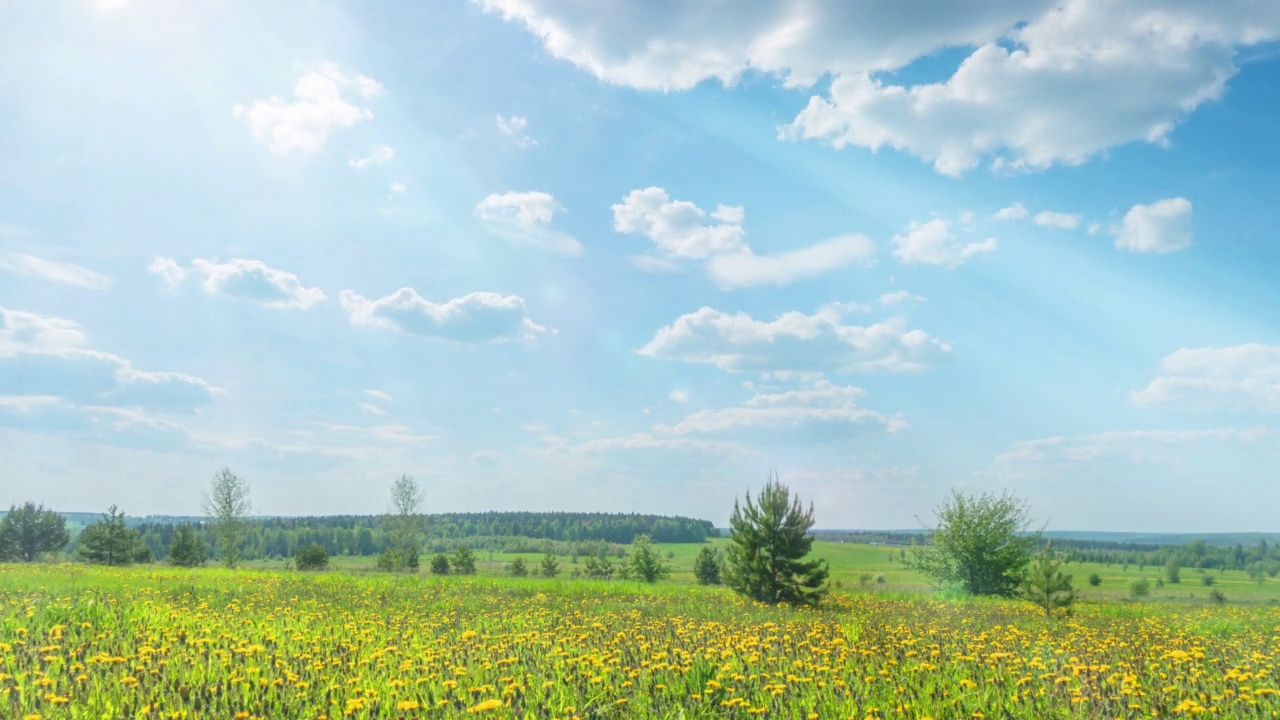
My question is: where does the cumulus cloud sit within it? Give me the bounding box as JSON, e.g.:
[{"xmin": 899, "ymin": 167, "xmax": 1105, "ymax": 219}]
[
  {"xmin": 339, "ymin": 287, "xmax": 548, "ymax": 343},
  {"xmin": 349, "ymin": 144, "xmax": 394, "ymax": 168},
  {"xmin": 878, "ymin": 290, "xmax": 923, "ymax": 307},
  {"xmin": 190, "ymin": 258, "xmax": 327, "ymax": 310},
  {"xmin": 1033, "ymin": 211, "xmax": 1081, "ymax": 230},
  {"xmin": 654, "ymin": 380, "xmax": 904, "ymax": 442},
  {"xmin": 992, "ymin": 203, "xmax": 1029, "ymax": 220},
  {"xmin": 0, "ymin": 306, "xmax": 220, "ymax": 412},
  {"xmin": 639, "ymin": 304, "xmax": 951, "ymax": 375},
  {"xmin": 475, "ymin": 191, "xmax": 583, "ymax": 256},
  {"xmin": 0, "ymin": 254, "xmax": 111, "ymax": 290},
  {"xmin": 482, "ymin": 0, "xmax": 1280, "ymax": 175},
  {"xmin": 1113, "ymin": 197, "xmax": 1193, "ymax": 253},
  {"xmin": 1132, "ymin": 344, "xmax": 1280, "ymax": 411},
  {"xmin": 614, "ymin": 187, "xmax": 873, "ymax": 287},
  {"xmin": 496, "ymin": 115, "xmax": 537, "ymax": 147},
  {"xmin": 147, "ymin": 257, "xmax": 189, "ymax": 289},
  {"xmin": 892, "ymin": 218, "xmax": 996, "ymax": 268},
  {"xmin": 234, "ymin": 64, "xmax": 380, "ymax": 155}
]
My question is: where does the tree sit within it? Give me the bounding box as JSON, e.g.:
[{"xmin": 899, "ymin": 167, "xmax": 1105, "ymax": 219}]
[
  {"xmin": 619, "ymin": 534, "xmax": 671, "ymax": 583},
  {"xmin": 167, "ymin": 524, "xmax": 207, "ymax": 567},
  {"xmin": 539, "ymin": 553, "xmax": 560, "ymax": 578},
  {"xmin": 1200, "ymin": 574, "xmax": 1216, "ymax": 587},
  {"xmin": 906, "ymin": 490, "xmax": 1038, "ymax": 597},
  {"xmin": 693, "ymin": 544, "xmax": 722, "ymax": 585},
  {"xmin": 1165, "ymin": 557, "xmax": 1181, "ymax": 584},
  {"xmin": 1087, "ymin": 573, "xmax": 1102, "ymax": 587},
  {"xmin": 429, "ymin": 553, "xmax": 451, "ymax": 575},
  {"xmin": 387, "ymin": 474, "xmax": 422, "ymax": 573},
  {"xmin": 1130, "ymin": 578, "xmax": 1151, "ymax": 599},
  {"xmin": 1019, "ymin": 545, "xmax": 1077, "ymax": 617},
  {"xmin": 723, "ymin": 475, "xmax": 828, "ymax": 605},
  {"xmin": 583, "ymin": 554, "xmax": 614, "ymax": 580},
  {"xmin": 507, "ymin": 557, "xmax": 527, "ymax": 577},
  {"xmin": 452, "ymin": 545, "xmax": 477, "ymax": 575},
  {"xmin": 78, "ymin": 505, "xmax": 142, "ymax": 566},
  {"xmin": 202, "ymin": 467, "xmax": 252, "ymax": 568},
  {"xmin": 295, "ymin": 543, "xmax": 329, "ymax": 571},
  {"xmin": 0, "ymin": 502, "xmax": 69, "ymax": 562}
]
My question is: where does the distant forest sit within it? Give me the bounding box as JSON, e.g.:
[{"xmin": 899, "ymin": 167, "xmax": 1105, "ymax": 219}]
[{"xmin": 129, "ymin": 511, "xmax": 719, "ymax": 562}]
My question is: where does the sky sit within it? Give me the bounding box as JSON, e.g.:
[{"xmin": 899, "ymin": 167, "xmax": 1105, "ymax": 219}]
[{"xmin": 2, "ymin": 0, "xmax": 1279, "ymax": 531}]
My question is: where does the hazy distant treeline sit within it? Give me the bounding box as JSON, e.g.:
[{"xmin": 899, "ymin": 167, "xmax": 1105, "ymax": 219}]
[{"xmin": 132, "ymin": 511, "xmax": 717, "ymax": 561}]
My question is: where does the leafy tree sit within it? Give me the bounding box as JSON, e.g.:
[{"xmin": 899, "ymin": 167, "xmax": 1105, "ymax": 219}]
[
  {"xmin": 0, "ymin": 502, "xmax": 69, "ymax": 562},
  {"xmin": 387, "ymin": 474, "xmax": 422, "ymax": 573},
  {"xmin": 693, "ymin": 544, "xmax": 722, "ymax": 585},
  {"xmin": 78, "ymin": 505, "xmax": 143, "ymax": 566},
  {"xmin": 1130, "ymin": 578, "xmax": 1151, "ymax": 599},
  {"xmin": 1087, "ymin": 573, "xmax": 1102, "ymax": 587},
  {"xmin": 295, "ymin": 543, "xmax": 329, "ymax": 571},
  {"xmin": 1019, "ymin": 545, "xmax": 1077, "ymax": 616},
  {"xmin": 202, "ymin": 467, "xmax": 252, "ymax": 568},
  {"xmin": 583, "ymin": 554, "xmax": 614, "ymax": 580},
  {"xmin": 507, "ymin": 557, "xmax": 527, "ymax": 577},
  {"xmin": 376, "ymin": 547, "xmax": 419, "ymax": 572},
  {"xmin": 619, "ymin": 534, "xmax": 671, "ymax": 583},
  {"xmin": 1165, "ymin": 557, "xmax": 1181, "ymax": 584},
  {"xmin": 539, "ymin": 553, "xmax": 560, "ymax": 578},
  {"xmin": 429, "ymin": 553, "xmax": 450, "ymax": 575},
  {"xmin": 452, "ymin": 545, "xmax": 477, "ymax": 575},
  {"xmin": 723, "ymin": 476, "xmax": 828, "ymax": 605},
  {"xmin": 906, "ymin": 490, "xmax": 1038, "ymax": 597},
  {"xmin": 167, "ymin": 524, "xmax": 207, "ymax": 567}
]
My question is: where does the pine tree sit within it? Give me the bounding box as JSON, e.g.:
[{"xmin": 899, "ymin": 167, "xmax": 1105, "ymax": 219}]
[
  {"xmin": 167, "ymin": 524, "xmax": 207, "ymax": 567},
  {"xmin": 693, "ymin": 544, "xmax": 722, "ymax": 585},
  {"xmin": 429, "ymin": 553, "xmax": 451, "ymax": 575},
  {"xmin": 452, "ymin": 544, "xmax": 477, "ymax": 575},
  {"xmin": 507, "ymin": 557, "xmax": 527, "ymax": 577},
  {"xmin": 539, "ymin": 553, "xmax": 560, "ymax": 578},
  {"xmin": 724, "ymin": 473, "xmax": 829, "ymax": 606},
  {"xmin": 0, "ymin": 502, "xmax": 69, "ymax": 562},
  {"xmin": 1019, "ymin": 544, "xmax": 1077, "ymax": 616},
  {"xmin": 78, "ymin": 506, "xmax": 140, "ymax": 566}
]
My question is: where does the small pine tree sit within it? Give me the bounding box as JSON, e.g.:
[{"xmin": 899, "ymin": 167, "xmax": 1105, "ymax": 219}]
[
  {"xmin": 452, "ymin": 545, "xmax": 477, "ymax": 575},
  {"xmin": 429, "ymin": 553, "xmax": 451, "ymax": 575},
  {"xmin": 540, "ymin": 553, "xmax": 560, "ymax": 578},
  {"xmin": 295, "ymin": 543, "xmax": 329, "ymax": 571},
  {"xmin": 1019, "ymin": 545, "xmax": 1077, "ymax": 617},
  {"xmin": 583, "ymin": 554, "xmax": 614, "ymax": 580},
  {"xmin": 508, "ymin": 557, "xmax": 528, "ymax": 577},
  {"xmin": 167, "ymin": 524, "xmax": 207, "ymax": 567},
  {"xmin": 619, "ymin": 535, "xmax": 671, "ymax": 583},
  {"xmin": 724, "ymin": 473, "xmax": 828, "ymax": 605},
  {"xmin": 78, "ymin": 505, "xmax": 141, "ymax": 566},
  {"xmin": 693, "ymin": 544, "xmax": 722, "ymax": 585},
  {"xmin": 1087, "ymin": 573, "xmax": 1102, "ymax": 587}
]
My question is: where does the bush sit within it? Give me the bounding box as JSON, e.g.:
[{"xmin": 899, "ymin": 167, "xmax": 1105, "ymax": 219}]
[
  {"xmin": 619, "ymin": 535, "xmax": 671, "ymax": 583},
  {"xmin": 1208, "ymin": 588, "xmax": 1226, "ymax": 605},
  {"xmin": 452, "ymin": 545, "xmax": 477, "ymax": 575},
  {"xmin": 508, "ymin": 557, "xmax": 527, "ymax": 577},
  {"xmin": 1088, "ymin": 573, "xmax": 1102, "ymax": 587},
  {"xmin": 429, "ymin": 554, "xmax": 451, "ymax": 575},
  {"xmin": 1200, "ymin": 574, "xmax": 1215, "ymax": 586},
  {"xmin": 1129, "ymin": 579, "xmax": 1151, "ymax": 599},
  {"xmin": 295, "ymin": 543, "xmax": 329, "ymax": 571},
  {"xmin": 583, "ymin": 555, "xmax": 614, "ymax": 580}
]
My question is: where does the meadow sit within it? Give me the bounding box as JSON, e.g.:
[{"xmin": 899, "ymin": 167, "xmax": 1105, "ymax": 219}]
[{"xmin": 3, "ymin": 548, "xmax": 1279, "ymax": 719}]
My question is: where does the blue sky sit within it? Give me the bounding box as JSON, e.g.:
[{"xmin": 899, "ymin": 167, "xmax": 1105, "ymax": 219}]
[{"xmin": 3, "ymin": 0, "xmax": 1279, "ymax": 531}]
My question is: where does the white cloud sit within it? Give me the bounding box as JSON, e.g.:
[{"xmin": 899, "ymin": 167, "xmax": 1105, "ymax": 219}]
[
  {"xmin": 482, "ymin": 1, "xmax": 1280, "ymax": 175},
  {"xmin": 475, "ymin": 191, "xmax": 583, "ymax": 256},
  {"xmin": 615, "ymin": 187, "xmax": 873, "ymax": 287},
  {"xmin": 1033, "ymin": 210, "xmax": 1081, "ymax": 230},
  {"xmin": 147, "ymin": 257, "xmax": 189, "ymax": 290},
  {"xmin": 357, "ymin": 401, "xmax": 387, "ymax": 416},
  {"xmin": 349, "ymin": 144, "xmax": 394, "ymax": 168},
  {"xmin": 1132, "ymin": 344, "xmax": 1280, "ymax": 411},
  {"xmin": 892, "ymin": 218, "xmax": 996, "ymax": 268},
  {"xmin": 191, "ymin": 258, "xmax": 327, "ymax": 310},
  {"xmin": 878, "ymin": 290, "xmax": 923, "ymax": 307},
  {"xmin": 639, "ymin": 304, "xmax": 952, "ymax": 376},
  {"xmin": 992, "ymin": 203, "xmax": 1029, "ymax": 220},
  {"xmin": 0, "ymin": 254, "xmax": 111, "ymax": 290},
  {"xmin": 996, "ymin": 427, "xmax": 1273, "ymax": 469},
  {"xmin": 0, "ymin": 306, "xmax": 220, "ymax": 412},
  {"xmin": 496, "ymin": 115, "xmax": 537, "ymax": 147},
  {"xmin": 233, "ymin": 64, "xmax": 379, "ymax": 155},
  {"xmin": 339, "ymin": 287, "xmax": 548, "ymax": 343},
  {"xmin": 390, "ymin": 181, "xmax": 406, "ymax": 194},
  {"xmin": 654, "ymin": 380, "xmax": 904, "ymax": 441},
  {"xmin": 365, "ymin": 389, "xmax": 394, "ymax": 403},
  {"xmin": 706, "ymin": 234, "xmax": 875, "ymax": 289},
  {"xmin": 669, "ymin": 389, "xmax": 689, "ymax": 403},
  {"xmin": 613, "ymin": 187, "xmax": 746, "ymax": 260},
  {"xmin": 472, "ymin": 450, "xmax": 502, "ymax": 467},
  {"xmin": 1113, "ymin": 197, "xmax": 1193, "ymax": 254},
  {"xmin": 1087, "ymin": 222, "xmax": 1102, "ymax": 235}
]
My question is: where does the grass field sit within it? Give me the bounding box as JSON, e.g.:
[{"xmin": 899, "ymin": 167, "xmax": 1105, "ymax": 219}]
[{"xmin": 3, "ymin": 561, "xmax": 1280, "ymax": 719}]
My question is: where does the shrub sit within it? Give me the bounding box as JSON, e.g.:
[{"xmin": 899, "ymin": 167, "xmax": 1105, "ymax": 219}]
[
  {"xmin": 619, "ymin": 535, "xmax": 671, "ymax": 583},
  {"xmin": 1088, "ymin": 573, "xmax": 1102, "ymax": 587},
  {"xmin": 508, "ymin": 557, "xmax": 527, "ymax": 577},
  {"xmin": 429, "ymin": 554, "xmax": 451, "ymax": 575},
  {"xmin": 452, "ymin": 545, "xmax": 477, "ymax": 575},
  {"xmin": 1200, "ymin": 574, "xmax": 1215, "ymax": 587},
  {"xmin": 295, "ymin": 543, "xmax": 329, "ymax": 571},
  {"xmin": 1208, "ymin": 588, "xmax": 1226, "ymax": 605},
  {"xmin": 1129, "ymin": 579, "xmax": 1151, "ymax": 599}
]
